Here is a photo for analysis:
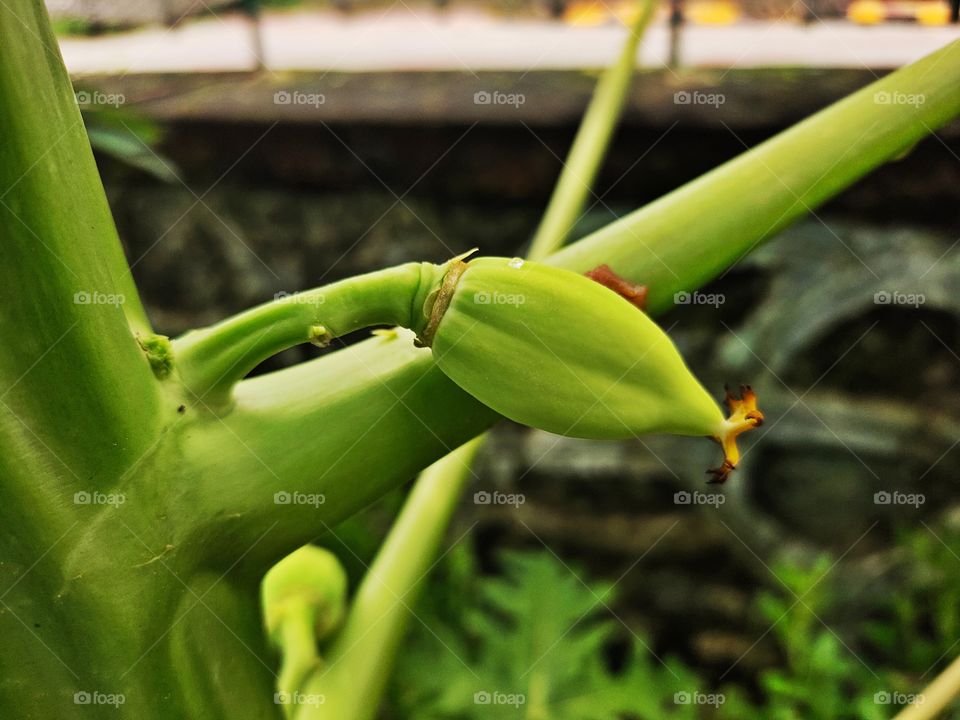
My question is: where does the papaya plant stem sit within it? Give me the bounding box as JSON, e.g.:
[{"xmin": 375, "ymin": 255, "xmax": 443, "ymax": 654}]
[
  {"xmin": 0, "ymin": 0, "xmax": 160, "ymax": 485},
  {"xmin": 549, "ymin": 39, "xmax": 960, "ymax": 314},
  {"xmin": 275, "ymin": 599, "xmax": 321, "ymax": 712},
  {"xmin": 892, "ymin": 653, "xmax": 960, "ymax": 720},
  {"xmin": 527, "ymin": 0, "xmax": 656, "ymax": 258},
  {"xmin": 172, "ymin": 262, "xmax": 441, "ymax": 407}
]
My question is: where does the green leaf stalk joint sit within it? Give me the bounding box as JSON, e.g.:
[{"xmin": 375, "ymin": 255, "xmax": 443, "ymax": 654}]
[{"xmin": 415, "ymin": 255, "xmax": 763, "ymax": 482}]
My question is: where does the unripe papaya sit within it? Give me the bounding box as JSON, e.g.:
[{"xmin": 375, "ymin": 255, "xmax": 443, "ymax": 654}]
[
  {"xmin": 262, "ymin": 545, "xmax": 348, "ymax": 643},
  {"xmin": 416, "ymin": 256, "xmax": 762, "ymax": 482}
]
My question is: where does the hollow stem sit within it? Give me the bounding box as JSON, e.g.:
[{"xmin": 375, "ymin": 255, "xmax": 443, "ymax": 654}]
[
  {"xmin": 275, "ymin": 598, "xmax": 321, "ymax": 716},
  {"xmin": 172, "ymin": 262, "xmax": 443, "ymax": 407}
]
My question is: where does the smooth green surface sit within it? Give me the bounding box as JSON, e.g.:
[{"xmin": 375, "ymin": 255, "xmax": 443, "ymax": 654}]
[{"xmin": 432, "ymin": 257, "xmax": 723, "ymax": 437}]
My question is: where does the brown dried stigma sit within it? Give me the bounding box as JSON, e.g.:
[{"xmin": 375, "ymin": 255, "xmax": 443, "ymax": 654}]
[{"xmin": 585, "ymin": 264, "xmax": 648, "ymax": 311}]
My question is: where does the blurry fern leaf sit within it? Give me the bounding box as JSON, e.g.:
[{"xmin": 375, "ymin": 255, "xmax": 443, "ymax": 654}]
[{"xmin": 395, "ymin": 550, "xmax": 701, "ymax": 720}]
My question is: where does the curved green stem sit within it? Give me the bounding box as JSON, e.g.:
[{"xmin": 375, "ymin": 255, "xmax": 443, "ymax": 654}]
[
  {"xmin": 275, "ymin": 599, "xmax": 321, "ymax": 713},
  {"xmin": 172, "ymin": 262, "xmax": 442, "ymax": 407}
]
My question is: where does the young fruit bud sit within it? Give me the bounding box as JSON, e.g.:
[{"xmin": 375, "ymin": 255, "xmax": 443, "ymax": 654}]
[
  {"xmin": 262, "ymin": 545, "xmax": 348, "ymax": 645},
  {"xmin": 416, "ymin": 256, "xmax": 762, "ymax": 482}
]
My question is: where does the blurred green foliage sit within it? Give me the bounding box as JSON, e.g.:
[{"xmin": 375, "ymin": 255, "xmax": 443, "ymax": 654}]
[
  {"xmin": 80, "ymin": 105, "xmax": 181, "ymax": 183},
  {"xmin": 390, "ymin": 547, "xmax": 700, "ymax": 719},
  {"xmin": 383, "ymin": 521, "xmax": 960, "ymax": 719}
]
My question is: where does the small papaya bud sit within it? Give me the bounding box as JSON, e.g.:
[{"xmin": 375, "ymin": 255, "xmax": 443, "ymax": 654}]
[
  {"xmin": 416, "ymin": 256, "xmax": 762, "ymax": 481},
  {"xmin": 262, "ymin": 545, "xmax": 348, "ymax": 644}
]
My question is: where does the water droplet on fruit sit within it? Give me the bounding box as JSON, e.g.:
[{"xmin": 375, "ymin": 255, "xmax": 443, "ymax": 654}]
[{"xmin": 508, "ymin": 257, "xmax": 524, "ymax": 269}]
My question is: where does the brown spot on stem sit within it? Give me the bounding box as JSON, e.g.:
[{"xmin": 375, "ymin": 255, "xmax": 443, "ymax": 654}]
[{"xmin": 585, "ymin": 264, "xmax": 648, "ymax": 311}]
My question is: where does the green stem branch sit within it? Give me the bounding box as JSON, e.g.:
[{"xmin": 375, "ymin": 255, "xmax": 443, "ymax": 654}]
[{"xmin": 172, "ymin": 262, "xmax": 441, "ymax": 407}]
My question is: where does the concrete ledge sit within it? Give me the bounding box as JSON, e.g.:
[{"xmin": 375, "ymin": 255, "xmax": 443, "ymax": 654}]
[{"xmin": 75, "ymin": 67, "xmax": 936, "ymax": 129}]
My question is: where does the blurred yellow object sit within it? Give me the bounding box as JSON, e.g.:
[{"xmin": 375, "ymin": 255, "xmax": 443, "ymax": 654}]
[
  {"xmin": 847, "ymin": 0, "xmax": 887, "ymax": 23},
  {"xmin": 563, "ymin": 1, "xmax": 611, "ymax": 25},
  {"xmin": 614, "ymin": 0, "xmax": 644, "ymax": 24},
  {"xmin": 915, "ymin": 1, "xmax": 950, "ymax": 24},
  {"xmin": 687, "ymin": 0, "xmax": 740, "ymax": 24}
]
